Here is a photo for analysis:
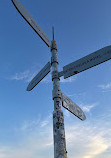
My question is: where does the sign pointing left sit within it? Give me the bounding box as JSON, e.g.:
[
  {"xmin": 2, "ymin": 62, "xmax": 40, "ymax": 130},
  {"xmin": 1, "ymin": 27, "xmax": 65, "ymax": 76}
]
[
  {"xmin": 11, "ymin": 0, "xmax": 51, "ymax": 47},
  {"xmin": 27, "ymin": 62, "xmax": 51, "ymax": 91}
]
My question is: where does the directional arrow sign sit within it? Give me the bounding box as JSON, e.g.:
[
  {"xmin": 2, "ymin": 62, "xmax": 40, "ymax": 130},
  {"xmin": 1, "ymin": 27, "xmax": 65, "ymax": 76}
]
[
  {"xmin": 27, "ymin": 62, "xmax": 51, "ymax": 91},
  {"xmin": 11, "ymin": 0, "xmax": 51, "ymax": 47},
  {"xmin": 62, "ymin": 93, "xmax": 86, "ymax": 121},
  {"xmin": 61, "ymin": 45, "xmax": 111, "ymax": 79}
]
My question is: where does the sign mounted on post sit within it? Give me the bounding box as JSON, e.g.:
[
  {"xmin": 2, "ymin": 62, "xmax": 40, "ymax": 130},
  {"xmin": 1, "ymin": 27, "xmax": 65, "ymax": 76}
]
[
  {"xmin": 12, "ymin": 0, "xmax": 111, "ymax": 156},
  {"xmin": 62, "ymin": 45, "xmax": 111, "ymax": 78},
  {"xmin": 62, "ymin": 93, "xmax": 86, "ymax": 121},
  {"xmin": 11, "ymin": 0, "xmax": 51, "ymax": 47},
  {"xmin": 27, "ymin": 62, "xmax": 51, "ymax": 91}
]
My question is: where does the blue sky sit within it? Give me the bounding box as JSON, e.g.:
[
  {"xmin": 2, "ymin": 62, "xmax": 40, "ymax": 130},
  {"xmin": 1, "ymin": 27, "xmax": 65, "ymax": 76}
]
[{"xmin": 0, "ymin": 0, "xmax": 111, "ymax": 157}]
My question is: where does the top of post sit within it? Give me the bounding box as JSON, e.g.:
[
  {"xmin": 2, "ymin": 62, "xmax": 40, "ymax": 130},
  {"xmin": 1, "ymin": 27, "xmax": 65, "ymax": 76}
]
[{"xmin": 51, "ymin": 26, "xmax": 57, "ymax": 51}]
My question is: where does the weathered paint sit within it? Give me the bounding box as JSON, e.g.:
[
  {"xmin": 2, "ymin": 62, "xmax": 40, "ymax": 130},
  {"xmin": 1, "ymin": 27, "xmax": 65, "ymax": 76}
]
[{"xmin": 51, "ymin": 40, "xmax": 67, "ymax": 158}]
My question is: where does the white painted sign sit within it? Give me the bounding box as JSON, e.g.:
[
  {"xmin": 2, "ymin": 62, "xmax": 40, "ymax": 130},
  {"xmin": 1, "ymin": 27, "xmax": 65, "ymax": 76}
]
[
  {"xmin": 62, "ymin": 93, "xmax": 86, "ymax": 121},
  {"xmin": 63, "ymin": 45, "xmax": 111, "ymax": 78},
  {"xmin": 11, "ymin": 0, "xmax": 51, "ymax": 47},
  {"xmin": 27, "ymin": 62, "xmax": 51, "ymax": 91}
]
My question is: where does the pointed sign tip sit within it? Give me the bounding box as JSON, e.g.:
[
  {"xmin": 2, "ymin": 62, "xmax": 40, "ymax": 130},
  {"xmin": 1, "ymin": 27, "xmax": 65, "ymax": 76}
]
[{"xmin": 26, "ymin": 87, "xmax": 30, "ymax": 91}]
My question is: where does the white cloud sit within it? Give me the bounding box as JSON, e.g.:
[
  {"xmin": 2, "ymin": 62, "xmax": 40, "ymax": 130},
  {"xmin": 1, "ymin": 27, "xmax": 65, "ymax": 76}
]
[
  {"xmin": 79, "ymin": 103, "xmax": 97, "ymax": 113},
  {"xmin": 60, "ymin": 76, "xmax": 77, "ymax": 83},
  {"xmin": 41, "ymin": 75, "xmax": 77, "ymax": 84},
  {"xmin": 10, "ymin": 70, "xmax": 38, "ymax": 83},
  {"xmin": 20, "ymin": 117, "xmax": 41, "ymax": 131},
  {"xmin": 65, "ymin": 122, "xmax": 111, "ymax": 158},
  {"xmin": 20, "ymin": 114, "xmax": 52, "ymax": 131},
  {"xmin": 0, "ymin": 113, "xmax": 111, "ymax": 158},
  {"xmin": 67, "ymin": 92, "xmax": 86, "ymax": 98},
  {"xmin": 64, "ymin": 109, "xmax": 70, "ymax": 118},
  {"xmin": 10, "ymin": 69, "xmax": 77, "ymax": 84},
  {"xmin": 10, "ymin": 70, "xmax": 30, "ymax": 81},
  {"xmin": 40, "ymin": 114, "xmax": 52, "ymax": 127},
  {"xmin": 98, "ymin": 83, "xmax": 111, "ymax": 90},
  {"xmin": 9, "ymin": 63, "xmax": 44, "ymax": 83}
]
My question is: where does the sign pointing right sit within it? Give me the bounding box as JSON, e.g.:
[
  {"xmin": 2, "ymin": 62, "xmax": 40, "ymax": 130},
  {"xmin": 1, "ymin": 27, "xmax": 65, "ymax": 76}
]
[
  {"xmin": 62, "ymin": 93, "xmax": 86, "ymax": 121},
  {"xmin": 61, "ymin": 45, "xmax": 111, "ymax": 79}
]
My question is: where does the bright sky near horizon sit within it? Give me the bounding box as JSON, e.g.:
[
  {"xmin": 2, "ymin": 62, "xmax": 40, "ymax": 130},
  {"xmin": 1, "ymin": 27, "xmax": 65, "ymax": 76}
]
[{"xmin": 0, "ymin": 0, "xmax": 111, "ymax": 158}]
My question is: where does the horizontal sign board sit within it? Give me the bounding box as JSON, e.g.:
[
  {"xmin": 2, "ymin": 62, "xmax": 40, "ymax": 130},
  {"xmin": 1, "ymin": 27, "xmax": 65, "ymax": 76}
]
[
  {"xmin": 62, "ymin": 93, "xmax": 86, "ymax": 121},
  {"xmin": 11, "ymin": 0, "xmax": 51, "ymax": 47},
  {"xmin": 63, "ymin": 45, "xmax": 111, "ymax": 78},
  {"xmin": 27, "ymin": 62, "xmax": 51, "ymax": 91}
]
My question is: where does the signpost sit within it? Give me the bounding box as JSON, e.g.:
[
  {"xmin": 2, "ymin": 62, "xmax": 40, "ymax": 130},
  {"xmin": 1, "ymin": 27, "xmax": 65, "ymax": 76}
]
[{"xmin": 11, "ymin": 0, "xmax": 111, "ymax": 157}]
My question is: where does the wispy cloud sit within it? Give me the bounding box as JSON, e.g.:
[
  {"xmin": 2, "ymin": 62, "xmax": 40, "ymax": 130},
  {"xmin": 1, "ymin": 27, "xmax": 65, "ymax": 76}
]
[
  {"xmin": 40, "ymin": 114, "xmax": 52, "ymax": 127},
  {"xmin": 67, "ymin": 92, "xmax": 86, "ymax": 98},
  {"xmin": 0, "ymin": 115, "xmax": 111, "ymax": 158},
  {"xmin": 10, "ymin": 68, "xmax": 77, "ymax": 84},
  {"xmin": 20, "ymin": 117, "xmax": 41, "ymax": 132},
  {"xmin": 66, "ymin": 124, "xmax": 111, "ymax": 158},
  {"xmin": 19, "ymin": 114, "xmax": 52, "ymax": 132},
  {"xmin": 64, "ymin": 109, "xmax": 70, "ymax": 118},
  {"xmin": 10, "ymin": 70, "xmax": 30, "ymax": 81},
  {"xmin": 98, "ymin": 82, "xmax": 111, "ymax": 91},
  {"xmin": 65, "ymin": 110, "xmax": 111, "ymax": 158},
  {"xmin": 9, "ymin": 64, "xmax": 51, "ymax": 83},
  {"xmin": 0, "ymin": 112, "xmax": 111, "ymax": 158},
  {"xmin": 42, "ymin": 75, "xmax": 77, "ymax": 84},
  {"xmin": 60, "ymin": 76, "xmax": 77, "ymax": 83},
  {"xmin": 10, "ymin": 69, "xmax": 39, "ymax": 83},
  {"xmin": 9, "ymin": 62, "xmax": 47, "ymax": 83},
  {"xmin": 80, "ymin": 103, "xmax": 97, "ymax": 113},
  {"xmin": 2, "ymin": 114, "xmax": 53, "ymax": 158}
]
